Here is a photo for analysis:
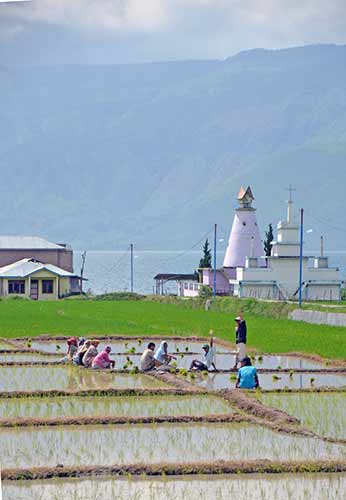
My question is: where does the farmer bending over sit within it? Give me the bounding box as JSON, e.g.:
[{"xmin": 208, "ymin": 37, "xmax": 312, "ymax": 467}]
[
  {"xmin": 236, "ymin": 357, "xmax": 259, "ymax": 389},
  {"xmin": 190, "ymin": 331, "xmax": 217, "ymax": 372},
  {"xmin": 92, "ymin": 345, "xmax": 115, "ymax": 369},
  {"xmin": 154, "ymin": 341, "xmax": 177, "ymax": 367}
]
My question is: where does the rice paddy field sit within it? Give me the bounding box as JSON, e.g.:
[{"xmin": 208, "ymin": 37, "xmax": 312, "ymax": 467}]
[
  {"xmin": 5, "ymin": 474, "xmax": 346, "ymax": 500},
  {"xmin": 2, "ymin": 335, "xmax": 346, "ymax": 500},
  {"xmin": 260, "ymin": 393, "xmax": 346, "ymax": 441}
]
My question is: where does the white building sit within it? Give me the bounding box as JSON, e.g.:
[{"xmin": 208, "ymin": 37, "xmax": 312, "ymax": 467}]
[{"xmin": 231, "ymin": 196, "xmax": 342, "ymax": 301}]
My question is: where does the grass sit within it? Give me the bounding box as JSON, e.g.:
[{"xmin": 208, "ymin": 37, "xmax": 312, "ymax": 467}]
[{"xmin": 0, "ymin": 299, "xmax": 346, "ymax": 359}]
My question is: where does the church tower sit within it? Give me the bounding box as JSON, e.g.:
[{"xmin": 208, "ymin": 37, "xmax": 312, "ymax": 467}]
[{"xmin": 223, "ymin": 186, "xmax": 263, "ymax": 268}]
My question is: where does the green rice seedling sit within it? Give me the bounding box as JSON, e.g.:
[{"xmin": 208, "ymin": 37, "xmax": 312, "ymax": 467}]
[
  {"xmin": 171, "ymin": 361, "xmax": 177, "ymax": 368},
  {"xmin": 257, "ymin": 355, "xmax": 263, "ymax": 363},
  {"xmin": 56, "ymin": 345, "xmax": 61, "ymax": 352},
  {"xmin": 189, "ymin": 372, "xmax": 196, "ymax": 379},
  {"xmin": 289, "ymin": 370, "xmax": 294, "ymax": 378},
  {"xmin": 123, "ymin": 364, "xmax": 128, "ymax": 370},
  {"xmin": 176, "ymin": 347, "xmax": 180, "ymax": 353},
  {"xmin": 180, "ymin": 353, "xmax": 184, "ymax": 359},
  {"xmin": 229, "ymin": 374, "xmax": 237, "ymax": 381},
  {"xmin": 310, "ymin": 377, "xmax": 315, "ymax": 385},
  {"xmin": 185, "ymin": 347, "xmax": 189, "ymax": 352},
  {"xmin": 179, "ymin": 368, "xmax": 188, "ymax": 377},
  {"xmin": 202, "ymin": 371, "xmax": 209, "ymax": 377},
  {"xmin": 26, "ymin": 341, "xmax": 32, "ymax": 348},
  {"xmin": 277, "ymin": 365, "xmax": 282, "ymax": 370},
  {"xmin": 137, "ymin": 339, "xmax": 142, "ymax": 345},
  {"xmin": 272, "ymin": 374, "xmax": 281, "ymax": 381},
  {"xmin": 130, "ymin": 367, "xmax": 139, "ymax": 374}
]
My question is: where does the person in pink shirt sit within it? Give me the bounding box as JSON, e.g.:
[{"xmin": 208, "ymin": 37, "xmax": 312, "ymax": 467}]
[{"xmin": 92, "ymin": 346, "xmax": 115, "ymax": 369}]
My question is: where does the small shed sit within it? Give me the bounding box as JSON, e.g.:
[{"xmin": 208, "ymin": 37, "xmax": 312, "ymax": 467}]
[{"xmin": 153, "ymin": 273, "xmax": 198, "ymax": 296}]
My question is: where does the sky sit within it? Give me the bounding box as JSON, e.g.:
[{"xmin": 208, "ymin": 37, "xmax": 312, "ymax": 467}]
[{"xmin": 0, "ymin": 0, "xmax": 346, "ymax": 65}]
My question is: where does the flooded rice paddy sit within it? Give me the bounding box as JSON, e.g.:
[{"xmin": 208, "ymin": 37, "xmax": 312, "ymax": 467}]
[
  {"xmin": 0, "ymin": 366, "xmax": 166, "ymax": 392},
  {"xmin": 261, "ymin": 393, "xmax": 346, "ymax": 440},
  {"xmin": 0, "ymin": 394, "xmax": 233, "ymax": 419},
  {"xmin": 1, "ymin": 335, "xmax": 346, "ymax": 498},
  {"xmin": 0, "ymin": 353, "xmax": 61, "ymax": 362},
  {"xmin": 193, "ymin": 372, "xmax": 346, "ymax": 390},
  {"xmin": 4, "ymin": 473, "xmax": 346, "ymax": 500},
  {"xmin": 2, "ymin": 423, "xmax": 346, "ymax": 468},
  {"xmin": 26, "ymin": 340, "xmax": 230, "ymax": 355}
]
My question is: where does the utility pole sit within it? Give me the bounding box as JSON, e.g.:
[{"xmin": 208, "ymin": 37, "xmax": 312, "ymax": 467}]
[
  {"xmin": 213, "ymin": 223, "xmax": 217, "ymax": 298},
  {"xmin": 130, "ymin": 244, "xmax": 134, "ymax": 293},
  {"xmin": 79, "ymin": 251, "xmax": 87, "ymax": 294},
  {"xmin": 298, "ymin": 209, "xmax": 304, "ymax": 307}
]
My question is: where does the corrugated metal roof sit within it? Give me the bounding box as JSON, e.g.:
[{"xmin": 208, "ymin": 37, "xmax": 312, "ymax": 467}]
[
  {"xmin": 0, "ymin": 236, "xmax": 68, "ymax": 250},
  {"xmin": 0, "ymin": 259, "xmax": 76, "ymax": 278}
]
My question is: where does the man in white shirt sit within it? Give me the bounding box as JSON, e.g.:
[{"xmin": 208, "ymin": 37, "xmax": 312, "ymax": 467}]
[{"xmin": 190, "ymin": 331, "xmax": 217, "ymax": 372}]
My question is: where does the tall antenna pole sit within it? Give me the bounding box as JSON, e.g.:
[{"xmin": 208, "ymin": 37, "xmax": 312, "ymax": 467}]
[
  {"xmin": 130, "ymin": 244, "xmax": 134, "ymax": 293},
  {"xmin": 213, "ymin": 224, "xmax": 217, "ymax": 298},
  {"xmin": 298, "ymin": 209, "xmax": 304, "ymax": 307},
  {"xmin": 79, "ymin": 251, "xmax": 87, "ymax": 293}
]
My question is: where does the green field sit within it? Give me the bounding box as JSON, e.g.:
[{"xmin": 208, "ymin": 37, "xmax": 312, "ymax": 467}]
[{"xmin": 0, "ymin": 299, "xmax": 346, "ymax": 360}]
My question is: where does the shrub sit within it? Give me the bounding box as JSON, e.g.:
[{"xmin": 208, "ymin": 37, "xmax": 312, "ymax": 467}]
[
  {"xmin": 198, "ymin": 285, "xmax": 212, "ymax": 299},
  {"xmin": 94, "ymin": 292, "xmax": 145, "ymax": 301}
]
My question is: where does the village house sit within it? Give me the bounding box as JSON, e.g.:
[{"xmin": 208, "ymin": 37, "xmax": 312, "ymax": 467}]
[{"xmin": 0, "ymin": 236, "xmax": 84, "ymax": 299}]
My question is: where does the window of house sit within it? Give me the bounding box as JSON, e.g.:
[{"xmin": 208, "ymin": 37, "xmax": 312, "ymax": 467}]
[
  {"xmin": 8, "ymin": 280, "xmax": 25, "ymax": 294},
  {"xmin": 184, "ymin": 282, "xmax": 188, "ymax": 289},
  {"xmin": 189, "ymin": 283, "xmax": 193, "ymax": 290},
  {"xmin": 42, "ymin": 280, "xmax": 54, "ymax": 294}
]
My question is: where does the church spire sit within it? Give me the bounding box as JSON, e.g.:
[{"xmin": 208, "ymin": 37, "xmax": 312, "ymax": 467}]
[{"xmin": 285, "ymin": 184, "xmax": 296, "ymax": 224}]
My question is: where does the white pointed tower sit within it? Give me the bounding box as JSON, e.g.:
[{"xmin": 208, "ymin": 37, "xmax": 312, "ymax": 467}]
[{"xmin": 223, "ymin": 186, "xmax": 263, "ymax": 268}]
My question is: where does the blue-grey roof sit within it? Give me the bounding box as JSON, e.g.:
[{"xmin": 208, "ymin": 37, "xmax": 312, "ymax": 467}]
[
  {"xmin": 0, "ymin": 259, "xmax": 76, "ymax": 278},
  {"xmin": 0, "ymin": 236, "xmax": 69, "ymax": 250}
]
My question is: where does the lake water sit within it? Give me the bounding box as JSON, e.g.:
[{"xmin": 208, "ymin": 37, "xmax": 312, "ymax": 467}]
[{"xmin": 74, "ymin": 250, "xmax": 346, "ymax": 296}]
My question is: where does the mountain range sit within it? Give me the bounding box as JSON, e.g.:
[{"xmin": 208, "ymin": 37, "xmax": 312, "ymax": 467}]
[{"xmin": 1, "ymin": 44, "xmax": 346, "ymax": 251}]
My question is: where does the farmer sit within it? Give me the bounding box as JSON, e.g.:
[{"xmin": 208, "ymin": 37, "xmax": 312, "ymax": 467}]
[
  {"xmin": 92, "ymin": 345, "xmax": 115, "ymax": 369},
  {"xmin": 82, "ymin": 339, "xmax": 99, "ymax": 368},
  {"xmin": 236, "ymin": 356, "xmax": 259, "ymax": 389},
  {"xmin": 73, "ymin": 339, "xmax": 91, "ymax": 366},
  {"xmin": 140, "ymin": 342, "xmax": 156, "ymax": 371},
  {"xmin": 233, "ymin": 314, "xmax": 247, "ymax": 369},
  {"xmin": 154, "ymin": 341, "xmax": 177, "ymax": 367},
  {"xmin": 190, "ymin": 331, "xmax": 217, "ymax": 372},
  {"xmin": 60, "ymin": 337, "xmax": 78, "ymax": 363}
]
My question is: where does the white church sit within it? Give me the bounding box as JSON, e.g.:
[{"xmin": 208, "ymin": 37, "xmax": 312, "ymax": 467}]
[
  {"xmin": 231, "ymin": 188, "xmax": 342, "ymax": 301},
  {"xmin": 180, "ymin": 186, "xmax": 342, "ymax": 302}
]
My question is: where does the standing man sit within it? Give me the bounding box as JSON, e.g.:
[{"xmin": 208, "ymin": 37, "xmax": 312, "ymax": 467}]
[{"xmin": 233, "ymin": 314, "xmax": 247, "ymax": 369}]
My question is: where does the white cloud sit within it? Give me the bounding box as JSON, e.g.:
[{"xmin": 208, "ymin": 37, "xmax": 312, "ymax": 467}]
[
  {"xmin": 3, "ymin": 0, "xmax": 167, "ymax": 32},
  {"xmin": 1, "ymin": 0, "xmax": 346, "ymax": 62}
]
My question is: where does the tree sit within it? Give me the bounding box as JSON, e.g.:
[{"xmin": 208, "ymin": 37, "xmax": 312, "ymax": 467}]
[
  {"xmin": 199, "ymin": 239, "xmax": 212, "ymax": 268},
  {"xmin": 264, "ymin": 223, "xmax": 274, "ymax": 257}
]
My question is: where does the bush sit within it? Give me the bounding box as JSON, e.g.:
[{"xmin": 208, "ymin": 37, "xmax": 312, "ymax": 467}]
[
  {"xmin": 93, "ymin": 292, "xmax": 145, "ymax": 301},
  {"xmin": 198, "ymin": 285, "xmax": 212, "ymax": 299}
]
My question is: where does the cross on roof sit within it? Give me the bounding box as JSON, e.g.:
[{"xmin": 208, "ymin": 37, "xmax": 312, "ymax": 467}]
[{"xmin": 285, "ymin": 184, "xmax": 296, "ymax": 203}]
